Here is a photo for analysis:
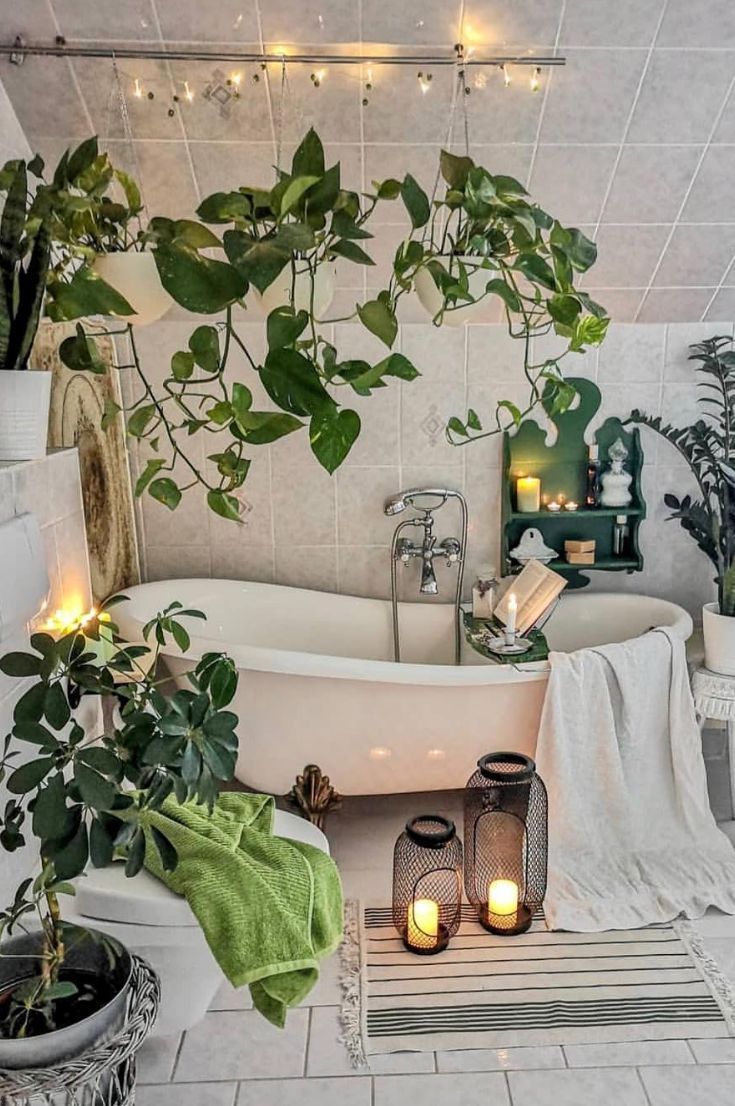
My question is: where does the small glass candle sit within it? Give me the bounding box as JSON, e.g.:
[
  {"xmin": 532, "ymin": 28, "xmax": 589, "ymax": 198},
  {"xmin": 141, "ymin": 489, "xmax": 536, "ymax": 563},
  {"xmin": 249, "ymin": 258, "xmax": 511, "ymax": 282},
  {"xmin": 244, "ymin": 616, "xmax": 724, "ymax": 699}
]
[
  {"xmin": 547, "ymin": 500, "xmax": 561, "ymax": 512},
  {"xmin": 407, "ymin": 898, "xmax": 439, "ymax": 950},
  {"xmin": 564, "ymin": 501, "xmax": 579, "ymax": 512},
  {"xmin": 516, "ymin": 476, "xmax": 541, "ymax": 513}
]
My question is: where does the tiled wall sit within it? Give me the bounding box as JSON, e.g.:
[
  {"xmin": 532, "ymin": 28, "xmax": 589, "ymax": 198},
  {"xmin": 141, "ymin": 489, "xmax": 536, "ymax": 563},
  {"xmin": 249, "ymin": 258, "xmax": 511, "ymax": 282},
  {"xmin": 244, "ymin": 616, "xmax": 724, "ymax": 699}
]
[
  {"xmin": 130, "ymin": 318, "xmax": 732, "ymax": 621},
  {"xmin": 0, "ymin": 76, "xmax": 30, "ymax": 163},
  {"xmin": 0, "ymin": 451, "xmax": 92, "ymax": 888}
]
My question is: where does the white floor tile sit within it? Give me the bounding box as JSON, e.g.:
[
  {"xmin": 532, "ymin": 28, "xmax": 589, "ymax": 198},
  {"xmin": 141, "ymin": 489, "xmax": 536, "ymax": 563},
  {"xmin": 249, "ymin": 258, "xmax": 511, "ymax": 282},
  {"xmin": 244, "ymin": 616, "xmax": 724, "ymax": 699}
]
[
  {"xmin": 374, "ymin": 1072, "xmax": 510, "ymax": 1106},
  {"xmin": 175, "ymin": 1009, "xmax": 309, "ymax": 1082},
  {"xmin": 508, "ymin": 1068, "xmax": 648, "ymax": 1106},
  {"xmin": 436, "ymin": 1046, "xmax": 565, "ymax": 1072},
  {"xmin": 137, "ymin": 1034, "xmax": 182, "ymax": 1084},
  {"xmin": 138, "ymin": 1084, "xmax": 237, "ymax": 1106},
  {"xmin": 238, "ymin": 1076, "xmax": 372, "ymax": 1106},
  {"xmin": 303, "ymin": 950, "xmax": 342, "ymax": 1006},
  {"xmin": 640, "ymin": 1063, "xmax": 735, "ymax": 1104},
  {"xmin": 306, "ymin": 1006, "xmax": 434, "ymax": 1076},
  {"xmin": 209, "ymin": 979, "xmax": 254, "ymax": 1011},
  {"xmin": 563, "ymin": 1041, "xmax": 694, "ymax": 1067},
  {"xmin": 688, "ymin": 1037, "xmax": 735, "ymax": 1063}
]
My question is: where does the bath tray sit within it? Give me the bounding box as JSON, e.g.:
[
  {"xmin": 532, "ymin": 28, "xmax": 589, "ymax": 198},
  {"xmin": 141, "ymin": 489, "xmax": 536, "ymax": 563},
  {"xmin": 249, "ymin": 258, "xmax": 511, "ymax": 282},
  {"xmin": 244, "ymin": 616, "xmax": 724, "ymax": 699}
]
[{"xmin": 463, "ymin": 612, "xmax": 549, "ymax": 665}]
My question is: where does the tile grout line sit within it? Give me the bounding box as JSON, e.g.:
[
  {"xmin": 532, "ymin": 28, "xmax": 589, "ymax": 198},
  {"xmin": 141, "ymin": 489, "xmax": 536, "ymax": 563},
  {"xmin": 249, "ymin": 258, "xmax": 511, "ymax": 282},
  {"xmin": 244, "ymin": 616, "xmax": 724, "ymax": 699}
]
[
  {"xmin": 252, "ymin": 0, "xmax": 279, "ymax": 168},
  {"xmin": 635, "ymin": 69, "xmax": 735, "ymax": 321},
  {"xmin": 525, "ymin": 0, "xmax": 567, "ymax": 189},
  {"xmin": 592, "ymin": 0, "xmax": 670, "ymax": 239},
  {"xmin": 168, "ymin": 1029, "xmax": 186, "ymax": 1082},
  {"xmin": 635, "ymin": 1065, "xmax": 654, "ymax": 1106},
  {"xmin": 148, "ymin": 0, "xmax": 202, "ymax": 207}
]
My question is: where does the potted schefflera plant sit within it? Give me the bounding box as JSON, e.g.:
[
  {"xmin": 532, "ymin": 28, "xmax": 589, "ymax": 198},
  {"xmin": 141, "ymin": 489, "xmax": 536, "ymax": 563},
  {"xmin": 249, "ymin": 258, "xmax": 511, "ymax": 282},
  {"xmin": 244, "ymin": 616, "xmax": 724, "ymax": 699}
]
[
  {"xmin": 629, "ymin": 335, "xmax": 735, "ymax": 674},
  {"xmin": 0, "ymin": 597, "xmax": 238, "ymax": 1079}
]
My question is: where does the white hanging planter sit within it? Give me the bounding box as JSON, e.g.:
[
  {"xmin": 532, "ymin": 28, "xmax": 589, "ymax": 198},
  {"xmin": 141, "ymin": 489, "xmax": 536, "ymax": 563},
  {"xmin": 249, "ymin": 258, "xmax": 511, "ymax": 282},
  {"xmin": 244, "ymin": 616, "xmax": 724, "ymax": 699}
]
[
  {"xmin": 703, "ymin": 601, "xmax": 735, "ymax": 676},
  {"xmin": 414, "ymin": 255, "xmax": 501, "ymax": 326},
  {"xmin": 0, "ymin": 371, "xmax": 52, "ymax": 461},
  {"xmin": 253, "ymin": 262, "xmax": 337, "ymax": 320},
  {"xmin": 93, "ymin": 250, "xmax": 174, "ymax": 327}
]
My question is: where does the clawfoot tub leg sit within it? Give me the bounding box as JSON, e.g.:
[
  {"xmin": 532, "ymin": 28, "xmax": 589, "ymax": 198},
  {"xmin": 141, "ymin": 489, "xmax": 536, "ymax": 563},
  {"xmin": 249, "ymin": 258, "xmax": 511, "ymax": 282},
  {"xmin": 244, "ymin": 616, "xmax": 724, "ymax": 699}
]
[{"xmin": 288, "ymin": 764, "xmax": 342, "ymax": 829}]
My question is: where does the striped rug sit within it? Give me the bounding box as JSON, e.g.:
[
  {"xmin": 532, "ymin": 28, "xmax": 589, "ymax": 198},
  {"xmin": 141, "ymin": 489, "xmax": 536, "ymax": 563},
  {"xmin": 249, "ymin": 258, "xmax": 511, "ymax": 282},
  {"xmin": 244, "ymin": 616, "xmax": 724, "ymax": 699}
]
[{"xmin": 341, "ymin": 903, "xmax": 735, "ymax": 1060}]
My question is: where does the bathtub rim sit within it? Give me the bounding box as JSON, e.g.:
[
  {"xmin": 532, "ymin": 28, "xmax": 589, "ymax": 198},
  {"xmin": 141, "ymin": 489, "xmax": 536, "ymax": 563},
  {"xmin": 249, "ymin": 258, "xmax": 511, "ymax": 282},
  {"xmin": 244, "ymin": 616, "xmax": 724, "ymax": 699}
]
[{"xmin": 112, "ymin": 579, "xmax": 693, "ymax": 689}]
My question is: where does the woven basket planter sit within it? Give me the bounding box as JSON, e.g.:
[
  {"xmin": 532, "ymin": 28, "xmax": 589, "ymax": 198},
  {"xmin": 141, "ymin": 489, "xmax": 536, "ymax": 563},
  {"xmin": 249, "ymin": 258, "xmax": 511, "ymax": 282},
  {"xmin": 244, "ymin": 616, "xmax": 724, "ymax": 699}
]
[{"xmin": 0, "ymin": 955, "xmax": 160, "ymax": 1106}]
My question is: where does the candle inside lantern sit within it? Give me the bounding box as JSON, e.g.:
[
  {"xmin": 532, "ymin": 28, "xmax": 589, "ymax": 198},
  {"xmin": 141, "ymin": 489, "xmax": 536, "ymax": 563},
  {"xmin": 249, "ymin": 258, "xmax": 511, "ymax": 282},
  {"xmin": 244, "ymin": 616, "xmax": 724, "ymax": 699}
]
[
  {"xmin": 564, "ymin": 500, "xmax": 579, "ymax": 512},
  {"xmin": 516, "ymin": 476, "xmax": 541, "ymax": 513},
  {"xmin": 407, "ymin": 898, "xmax": 439, "ymax": 950},
  {"xmin": 488, "ymin": 879, "xmax": 519, "ymax": 929},
  {"xmin": 547, "ymin": 500, "xmax": 561, "ymax": 512}
]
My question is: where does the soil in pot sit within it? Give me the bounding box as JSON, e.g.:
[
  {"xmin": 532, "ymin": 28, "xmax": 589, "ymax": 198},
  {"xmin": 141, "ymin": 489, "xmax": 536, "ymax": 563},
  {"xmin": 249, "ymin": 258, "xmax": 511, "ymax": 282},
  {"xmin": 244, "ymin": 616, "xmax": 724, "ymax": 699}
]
[{"xmin": 0, "ymin": 969, "xmax": 120, "ymax": 1040}]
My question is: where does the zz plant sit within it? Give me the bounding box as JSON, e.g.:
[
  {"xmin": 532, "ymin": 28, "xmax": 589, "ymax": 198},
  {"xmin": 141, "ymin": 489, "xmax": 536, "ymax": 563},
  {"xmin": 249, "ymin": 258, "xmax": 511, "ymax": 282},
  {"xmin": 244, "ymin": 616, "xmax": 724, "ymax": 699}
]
[
  {"xmin": 0, "ymin": 597, "xmax": 238, "ymax": 1037},
  {"xmin": 60, "ymin": 129, "xmax": 422, "ymax": 521},
  {"xmin": 629, "ymin": 335, "xmax": 735, "ymax": 615},
  {"xmin": 386, "ymin": 149, "xmax": 609, "ymax": 438}
]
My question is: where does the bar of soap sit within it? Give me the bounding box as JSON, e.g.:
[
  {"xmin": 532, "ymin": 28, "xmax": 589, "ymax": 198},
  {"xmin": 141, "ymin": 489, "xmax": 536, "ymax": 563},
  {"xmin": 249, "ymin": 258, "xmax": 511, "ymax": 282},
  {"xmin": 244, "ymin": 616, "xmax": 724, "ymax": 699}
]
[
  {"xmin": 564, "ymin": 539, "xmax": 596, "ymax": 554},
  {"xmin": 566, "ymin": 551, "xmax": 596, "ymax": 564}
]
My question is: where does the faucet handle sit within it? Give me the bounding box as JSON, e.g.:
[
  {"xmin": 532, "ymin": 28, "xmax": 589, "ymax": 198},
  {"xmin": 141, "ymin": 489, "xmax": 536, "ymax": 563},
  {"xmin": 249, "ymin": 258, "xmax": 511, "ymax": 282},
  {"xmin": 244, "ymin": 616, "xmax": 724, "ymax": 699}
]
[{"xmin": 440, "ymin": 537, "xmax": 462, "ymax": 566}]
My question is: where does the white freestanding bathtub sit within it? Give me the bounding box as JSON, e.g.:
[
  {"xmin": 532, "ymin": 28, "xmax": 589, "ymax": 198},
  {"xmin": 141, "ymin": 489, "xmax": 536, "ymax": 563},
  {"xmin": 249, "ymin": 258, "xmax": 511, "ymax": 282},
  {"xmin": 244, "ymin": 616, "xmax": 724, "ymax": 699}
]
[{"xmin": 115, "ymin": 580, "xmax": 692, "ymax": 796}]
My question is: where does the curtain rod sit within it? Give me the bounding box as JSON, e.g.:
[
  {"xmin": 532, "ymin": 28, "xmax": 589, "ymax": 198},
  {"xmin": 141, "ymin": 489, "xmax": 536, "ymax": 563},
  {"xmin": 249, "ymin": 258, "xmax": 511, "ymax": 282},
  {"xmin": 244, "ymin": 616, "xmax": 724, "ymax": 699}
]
[{"xmin": 0, "ymin": 39, "xmax": 566, "ymax": 68}]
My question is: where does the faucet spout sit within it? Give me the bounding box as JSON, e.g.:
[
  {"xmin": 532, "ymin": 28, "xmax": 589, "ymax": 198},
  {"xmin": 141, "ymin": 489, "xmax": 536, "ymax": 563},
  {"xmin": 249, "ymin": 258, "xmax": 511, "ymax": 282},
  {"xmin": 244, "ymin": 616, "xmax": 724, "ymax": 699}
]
[{"xmin": 420, "ymin": 554, "xmax": 439, "ymax": 595}]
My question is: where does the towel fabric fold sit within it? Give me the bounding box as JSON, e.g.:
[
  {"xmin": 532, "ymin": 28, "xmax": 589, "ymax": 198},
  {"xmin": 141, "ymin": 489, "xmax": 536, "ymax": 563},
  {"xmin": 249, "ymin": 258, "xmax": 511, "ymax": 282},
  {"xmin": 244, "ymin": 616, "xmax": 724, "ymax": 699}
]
[
  {"xmin": 536, "ymin": 626, "xmax": 735, "ymax": 932},
  {"xmin": 141, "ymin": 792, "xmax": 343, "ymax": 1026}
]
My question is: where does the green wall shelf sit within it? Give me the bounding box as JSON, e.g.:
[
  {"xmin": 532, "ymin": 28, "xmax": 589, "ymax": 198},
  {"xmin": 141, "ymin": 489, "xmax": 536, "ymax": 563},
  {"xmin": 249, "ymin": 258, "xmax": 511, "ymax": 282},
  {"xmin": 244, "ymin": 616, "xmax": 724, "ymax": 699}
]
[{"xmin": 501, "ymin": 377, "xmax": 646, "ymax": 590}]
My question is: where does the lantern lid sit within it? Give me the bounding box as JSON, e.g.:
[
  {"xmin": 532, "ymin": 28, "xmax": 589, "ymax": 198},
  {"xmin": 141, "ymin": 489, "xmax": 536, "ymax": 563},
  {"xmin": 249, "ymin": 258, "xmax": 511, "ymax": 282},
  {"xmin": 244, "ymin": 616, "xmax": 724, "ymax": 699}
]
[
  {"xmin": 478, "ymin": 752, "xmax": 536, "ymax": 781},
  {"xmin": 405, "ymin": 814, "xmax": 456, "ymax": 848}
]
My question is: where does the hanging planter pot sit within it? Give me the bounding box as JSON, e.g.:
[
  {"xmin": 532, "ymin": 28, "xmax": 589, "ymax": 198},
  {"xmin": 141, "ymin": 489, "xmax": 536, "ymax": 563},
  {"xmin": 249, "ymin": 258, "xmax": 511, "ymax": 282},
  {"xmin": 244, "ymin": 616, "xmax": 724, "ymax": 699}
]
[
  {"xmin": 0, "ymin": 929, "xmax": 133, "ymax": 1070},
  {"xmin": 414, "ymin": 256, "xmax": 501, "ymax": 326},
  {"xmin": 253, "ymin": 262, "xmax": 337, "ymax": 320},
  {"xmin": 0, "ymin": 370, "xmax": 52, "ymax": 461},
  {"xmin": 93, "ymin": 251, "xmax": 174, "ymax": 328},
  {"xmin": 703, "ymin": 602, "xmax": 735, "ymax": 676}
]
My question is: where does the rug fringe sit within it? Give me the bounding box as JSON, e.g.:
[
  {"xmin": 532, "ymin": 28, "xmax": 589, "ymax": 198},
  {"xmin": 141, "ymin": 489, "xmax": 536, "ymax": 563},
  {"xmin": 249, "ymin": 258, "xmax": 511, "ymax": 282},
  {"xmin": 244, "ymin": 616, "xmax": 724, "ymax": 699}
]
[
  {"xmin": 675, "ymin": 919, "xmax": 735, "ymax": 1035},
  {"xmin": 339, "ymin": 899, "xmax": 368, "ymax": 1069}
]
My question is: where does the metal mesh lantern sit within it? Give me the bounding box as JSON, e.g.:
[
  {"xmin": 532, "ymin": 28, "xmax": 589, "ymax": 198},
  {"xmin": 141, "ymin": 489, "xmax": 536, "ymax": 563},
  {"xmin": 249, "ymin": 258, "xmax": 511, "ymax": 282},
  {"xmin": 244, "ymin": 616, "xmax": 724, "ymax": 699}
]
[
  {"xmin": 393, "ymin": 815, "xmax": 463, "ymax": 954},
  {"xmin": 464, "ymin": 753, "xmax": 547, "ymax": 936}
]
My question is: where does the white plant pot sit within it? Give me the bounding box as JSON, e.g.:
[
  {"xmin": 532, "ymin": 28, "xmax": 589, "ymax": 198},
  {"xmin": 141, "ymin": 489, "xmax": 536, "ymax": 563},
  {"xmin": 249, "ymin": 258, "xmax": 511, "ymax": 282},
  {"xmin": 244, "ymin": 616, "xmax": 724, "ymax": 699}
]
[
  {"xmin": 0, "ymin": 370, "xmax": 52, "ymax": 461},
  {"xmin": 93, "ymin": 250, "xmax": 174, "ymax": 327},
  {"xmin": 253, "ymin": 263, "xmax": 337, "ymax": 319},
  {"xmin": 414, "ymin": 255, "xmax": 501, "ymax": 326},
  {"xmin": 703, "ymin": 601, "xmax": 735, "ymax": 675}
]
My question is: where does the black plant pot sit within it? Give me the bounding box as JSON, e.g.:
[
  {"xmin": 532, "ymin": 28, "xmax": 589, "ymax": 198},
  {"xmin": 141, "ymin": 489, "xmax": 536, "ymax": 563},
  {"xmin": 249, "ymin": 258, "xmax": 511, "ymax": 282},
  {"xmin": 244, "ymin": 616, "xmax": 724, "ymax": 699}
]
[{"xmin": 0, "ymin": 927, "xmax": 132, "ymax": 1070}]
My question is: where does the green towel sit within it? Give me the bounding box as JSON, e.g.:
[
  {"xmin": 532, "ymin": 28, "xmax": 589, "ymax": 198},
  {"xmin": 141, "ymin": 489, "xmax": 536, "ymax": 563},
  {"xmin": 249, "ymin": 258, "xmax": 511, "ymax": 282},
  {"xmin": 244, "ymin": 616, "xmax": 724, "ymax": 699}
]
[{"xmin": 141, "ymin": 792, "xmax": 344, "ymax": 1027}]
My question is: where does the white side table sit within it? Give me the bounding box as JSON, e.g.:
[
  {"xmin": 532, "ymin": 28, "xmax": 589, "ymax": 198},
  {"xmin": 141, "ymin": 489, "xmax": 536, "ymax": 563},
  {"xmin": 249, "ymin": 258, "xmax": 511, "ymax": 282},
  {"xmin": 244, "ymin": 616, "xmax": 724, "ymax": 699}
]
[{"xmin": 691, "ymin": 666, "xmax": 735, "ymax": 819}]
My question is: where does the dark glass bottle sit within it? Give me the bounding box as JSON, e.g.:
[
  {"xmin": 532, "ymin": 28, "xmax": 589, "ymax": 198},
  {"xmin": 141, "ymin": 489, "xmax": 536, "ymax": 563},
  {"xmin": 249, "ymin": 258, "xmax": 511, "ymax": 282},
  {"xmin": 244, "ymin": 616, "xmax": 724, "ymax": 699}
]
[{"xmin": 585, "ymin": 444, "xmax": 602, "ymax": 508}]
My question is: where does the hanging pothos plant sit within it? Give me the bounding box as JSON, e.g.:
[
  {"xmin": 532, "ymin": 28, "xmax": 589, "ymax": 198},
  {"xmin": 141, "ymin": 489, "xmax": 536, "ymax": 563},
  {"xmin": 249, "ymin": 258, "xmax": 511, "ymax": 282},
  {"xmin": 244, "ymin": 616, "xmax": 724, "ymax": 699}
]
[
  {"xmin": 382, "ymin": 149, "xmax": 610, "ymax": 440},
  {"xmin": 59, "ymin": 129, "xmax": 420, "ymax": 521}
]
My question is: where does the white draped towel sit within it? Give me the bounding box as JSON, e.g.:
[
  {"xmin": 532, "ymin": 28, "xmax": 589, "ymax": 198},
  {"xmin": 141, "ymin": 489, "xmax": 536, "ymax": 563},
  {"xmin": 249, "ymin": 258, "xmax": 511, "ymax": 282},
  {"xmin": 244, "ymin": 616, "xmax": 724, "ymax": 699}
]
[{"xmin": 536, "ymin": 626, "xmax": 735, "ymax": 932}]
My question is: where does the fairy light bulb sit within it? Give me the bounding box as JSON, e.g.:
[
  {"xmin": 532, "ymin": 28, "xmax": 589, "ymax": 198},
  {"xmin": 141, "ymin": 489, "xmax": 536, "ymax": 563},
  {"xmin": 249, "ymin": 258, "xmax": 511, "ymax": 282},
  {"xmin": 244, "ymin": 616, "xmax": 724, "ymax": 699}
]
[
  {"xmin": 502, "ymin": 64, "xmax": 511, "ymax": 88},
  {"xmin": 530, "ymin": 66, "xmax": 541, "ymax": 92},
  {"xmin": 311, "ymin": 67, "xmax": 327, "ymax": 87},
  {"xmin": 474, "ymin": 71, "xmax": 487, "ymax": 89},
  {"xmin": 133, "ymin": 77, "xmax": 143, "ymax": 99},
  {"xmin": 184, "ymin": 80, "xmax": 194, "ymax": 102},
  {"xmin": 231, "ymin": 71, "xmax": 242, "ymax": 88},
  {"xmin": 418, "ymin": 71, "xmax": 433, "ymax": 94}
]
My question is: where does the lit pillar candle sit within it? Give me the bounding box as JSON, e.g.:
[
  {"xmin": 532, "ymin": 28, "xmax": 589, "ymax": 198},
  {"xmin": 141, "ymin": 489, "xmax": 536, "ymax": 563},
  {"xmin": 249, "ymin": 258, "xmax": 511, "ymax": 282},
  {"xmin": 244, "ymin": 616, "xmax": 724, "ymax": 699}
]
[
  {"xmin": 407, "ymin": 898, "xmax": 439, "ymax": 950},
  {"xmin": 516, "ymin": 476, "xmax": 541, "ymax": 513},
  {"xmin": 505, "ymin": 592, "xmax": 518, "ymax": 636},
  {"xmin": 488, "ymin": 879, "xmax": 519, "ymax": 930}
]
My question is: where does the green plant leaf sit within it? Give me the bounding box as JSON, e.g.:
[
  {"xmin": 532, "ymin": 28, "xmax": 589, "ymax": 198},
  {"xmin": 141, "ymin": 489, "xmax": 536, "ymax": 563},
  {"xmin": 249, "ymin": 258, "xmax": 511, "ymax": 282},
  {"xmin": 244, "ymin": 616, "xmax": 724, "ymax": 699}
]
[
  {"xmin": 101, "ymin": 395, "xmax": 122, "ymax": 430},
  {"xmin": 273, "ymin": 222, "xmax": 316, "ymax": 251},
  {"xmin": 401, "ymin": 174, "xmax": 430, "ymax": 228},
  {"xmin": 13, "ymin": 720, "xmax": 59, "ymax": 749},
  {"xmin": 189, "ymin": 325, "xmax": 220, "ymax": 371},
  {"xmin": 7, "ymin": 756, "xmax": 54, "ymax": 794},
  {"xmin": 59, "ymin": 326, "xmax": 107, "ymax": 375},
  {"xmin": 485, "ymin": 279, "xmax": 521, "ymax": 312},
  {"xmin": 357, "ymin": 298, "xmax": 397, "ymax": 348},
  {"xmin": 439, "ymin": 149, "xmax": 474, "ymax": 190},
  {"xmin": 75, "ymin": 763, "xmax": 116, "ymax": 811},
  {"xmin": 373, "ymin": 178, "xmax": 402, "ymax": 200},
  {"xmin": 32, "ymin": 775, "xmax": 71, "ymax": 841},
  {"xmin": 291, "ymin": 128, "xmax": 326, "ymax": 178},
  {"xmin": 207, "ymin": 490, "xmax": 241, "ymax": 521},
  {"xmin": 266, "ymin": 306, "xmax": 309, "ymax": 351},
  {"xmin": 514, "ymin": 252, "xmax": 556, "ymax": 291},
  {"xmin": 114, "ymin": 168, "xmax": 142, "ymax": 212},
  {"xmin": 280, "ymin": 175, "xmax": 320, "ymax": 215},
  {"xmin": 261, "ymin": 348, "xmax": 333, "ymax": 417},
  {"xmin": 148, "ymin": 477, "xmax": 182, "ymax": 511},
  {"xmin": 43, "ymin": 681, "xmax": 70, "ymax": 729},
  {"xmin": 172, "ymin": 220, "xmax": 221, "ymax": 250},
  {"xmin": 223, "ymin": 230, "xmax": 289, "ymax": 294},
  {"xmin": 171, "ymin": 351, "xmax": 195, "ymax": 381},
  {"xmin": 135, "ymin": 458, "xmax": 167, "ymax": 497},
  {"xmin": 329, "ymin": 239, "xmax": 375, "ymax": 265},
  {"xmin": 49, "ymin": 821, "xmax": 89, "ymax": 881},
  {"xmin": 0, "ymin": 652, "xmax": 42, "ymax": 678},
  {"xmin": 66, "ymin": 136, "xmax": 99, "ymax": 182},
  {"xmin": 90, "ymin": 817, "xmax": 115, "ymax": 867},
  {"xmin": 151, "ymin": 826, "xmax": 178, "ymax": 872},
  {"xmin": 548, "ymin": 293, "xmax": 582, "ymax": 327},
  {"xmin": 233, "ymin": 410, "xmax": 303, "ymax": 445},
  {"xmin": 127, "ymin": 404, "xmax": 157, "ymax": 438},
  {"xmin": 196, "ymin": 191, "xmax": 252, "ymax": 223},
  {"xmin": 310, "ymin": 407, "xmax": 361, "ymax": 473},
  {"xmin": 50, "ymin": 267, "xmax": 135, "ymax": 321},
  {"xmin": 154, "ymin": 243, "xmax": 246, "ymax": 314},
  {"xmin": 125, "ymin": 828, "xmax": 146, "ymax": 878}
]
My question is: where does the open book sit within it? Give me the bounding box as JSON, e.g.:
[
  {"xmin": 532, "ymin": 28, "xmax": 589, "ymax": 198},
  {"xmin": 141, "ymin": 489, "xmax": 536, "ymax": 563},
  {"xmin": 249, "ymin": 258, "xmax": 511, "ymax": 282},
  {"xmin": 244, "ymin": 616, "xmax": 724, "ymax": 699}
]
[{"xmin": 494, "ymin": 560, "xmax": 567, "ymax": 637}]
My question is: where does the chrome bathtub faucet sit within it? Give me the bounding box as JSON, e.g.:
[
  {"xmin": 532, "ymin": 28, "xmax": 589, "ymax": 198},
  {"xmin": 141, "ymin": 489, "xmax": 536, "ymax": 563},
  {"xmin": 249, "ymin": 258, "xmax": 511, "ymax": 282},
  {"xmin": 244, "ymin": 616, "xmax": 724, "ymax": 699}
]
[{"xmin": 384, "ymin": 488, "xmax": 468, "ymax": 663}]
